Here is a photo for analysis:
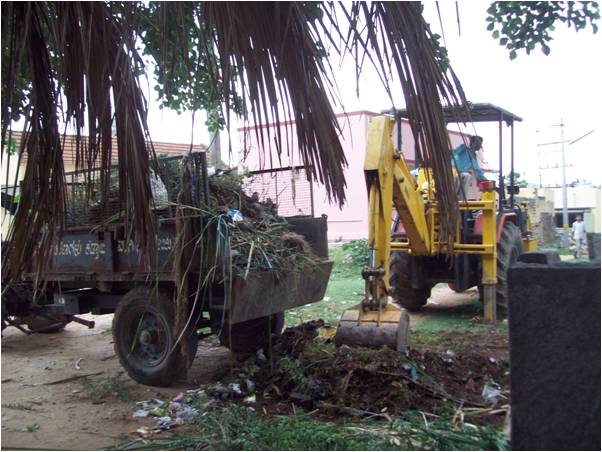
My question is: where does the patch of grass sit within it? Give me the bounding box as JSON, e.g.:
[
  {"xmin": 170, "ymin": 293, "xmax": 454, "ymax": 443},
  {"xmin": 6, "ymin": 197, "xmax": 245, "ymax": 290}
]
[
  {"xmin": 412, "ymin": 299, "xmax": 508, "ymax": 345},
  {"xmin": 414, "ymin": 301, "xmax": 485, "ymax": 334},
  {"xmin": 285, "ymin": 247, "xmax": 364, "ymax": 327},
  {"xmin": 80, "ymin": 374, "xmax": 134, "ymax": 402},
  {"xmin": 115, "ymin": 405, "xmax": 509, "ymax": 451},
  {"xmin": 22, "ymin": 423, "xmax": 40, "ymax": 433}
]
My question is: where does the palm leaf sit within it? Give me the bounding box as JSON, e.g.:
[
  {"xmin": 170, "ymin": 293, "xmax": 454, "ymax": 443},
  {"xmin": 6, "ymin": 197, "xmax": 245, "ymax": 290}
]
[{"xmin": 2, "ymin": 1, "xmax": 468, "ymax": 283}]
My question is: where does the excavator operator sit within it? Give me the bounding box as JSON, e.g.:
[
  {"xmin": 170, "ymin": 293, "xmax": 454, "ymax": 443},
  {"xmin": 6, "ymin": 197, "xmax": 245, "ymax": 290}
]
[{"xmin": 452, "ymin": 135, "xmax": 487, "ymax": 200}]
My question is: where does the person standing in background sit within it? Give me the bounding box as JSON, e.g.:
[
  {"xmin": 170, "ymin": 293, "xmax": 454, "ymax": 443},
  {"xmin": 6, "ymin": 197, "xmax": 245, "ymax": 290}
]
[{"xmin": 571, "ymin": 214, "xmax": 587, "ymax": 259}]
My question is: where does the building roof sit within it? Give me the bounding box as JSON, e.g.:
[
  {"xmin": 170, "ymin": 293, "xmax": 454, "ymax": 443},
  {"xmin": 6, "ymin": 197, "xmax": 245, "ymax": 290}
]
[
  {"xmin": 384, "ymin": 102, "xmax": 523, "ymax": 126},
  {"xmin": 6, "ymin": 131, "xmax": 207, "ymax": 166}
]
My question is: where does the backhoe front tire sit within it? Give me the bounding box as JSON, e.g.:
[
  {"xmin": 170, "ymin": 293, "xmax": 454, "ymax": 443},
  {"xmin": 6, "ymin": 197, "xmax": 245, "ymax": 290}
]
[
  {"xmin": 496, "ymin": 222, "xmax": 523, "ymax": 309},
  {"xmin": 390, "ymin": 252, "xmax": 431, "ymax": 311}
]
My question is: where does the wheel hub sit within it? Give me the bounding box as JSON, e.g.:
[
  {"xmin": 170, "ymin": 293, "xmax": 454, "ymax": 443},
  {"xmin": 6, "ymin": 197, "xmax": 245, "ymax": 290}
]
[{"xmin": 132, "ymin": 312, "xmax": 169, "ymax": 366}]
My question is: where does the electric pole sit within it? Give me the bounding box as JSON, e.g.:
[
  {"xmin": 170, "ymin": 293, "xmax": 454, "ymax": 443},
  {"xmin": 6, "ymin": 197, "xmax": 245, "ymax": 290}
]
[
  {"xmin": 538, "ymin": 122, "xmax": 595, "ymax": 248},
  {"xmin": 559, "ymin": 119, "xmax": 569, "ymax": 247}
]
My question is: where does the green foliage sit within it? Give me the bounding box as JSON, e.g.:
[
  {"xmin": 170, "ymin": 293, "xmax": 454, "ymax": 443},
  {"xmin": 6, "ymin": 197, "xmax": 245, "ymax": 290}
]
[
  {"xmin": 136, "ymin": 2, "xmax": 240, "ymax": 131},
  {"xmin": 22, "ymin": 423, "xmax": 40, "ymax": 433},
  {"xmin": 285, "ymin": 246, "xmax": 364, "ymax": 326},
  {"xmin": 79, "ymin": 375, "xmax": 134, "ymax": 402},
  {"xmin": 116, "ymin": 405, "xmax": 509, "ymax": 451},
  {"xmin": 504, "ymin": 171, "xmax": 528, "ymax": 188},
  {"xmin": 341, "ymin": 239, "xmax": 370, "ymax": 267},
  {"xmin": 486, "ymin": 2, "xmax": 600, "ymax": 59},
  {"xmin": 3, "ymin": 136, "xmax": 17, "ymax": 155}
]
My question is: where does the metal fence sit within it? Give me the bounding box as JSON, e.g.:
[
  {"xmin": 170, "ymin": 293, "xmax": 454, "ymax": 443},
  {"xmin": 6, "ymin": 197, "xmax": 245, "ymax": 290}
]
[
  {"xmin": 244, "ymin": 166, "xmax": 314, "ymax": 218},
  {"xmin": 64, "ymin": 154, "xmax": 205, "ymax": 227}
]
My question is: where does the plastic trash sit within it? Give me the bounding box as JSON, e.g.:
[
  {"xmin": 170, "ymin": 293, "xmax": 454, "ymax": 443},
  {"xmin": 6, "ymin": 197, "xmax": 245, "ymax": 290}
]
[
  {"xmin": 482, "ymin": 381, "xmax": 502, "ymax": 406},
  {"xmin": 402, "ymin": 363, "xmax": 419, "ymax": 380},
  {"xmin": 176, "ymin": 406, "xmax": 199, "ymax": 421},
  {"xmin": 149, "ymin": 407, "xmax": 165, "ymax": 417},
  {"xmin": 228, "ymin": 383, "xmax": 244, "ymax": 397},
  {"xmin": 228, "ymin": 209, "xmax": 244, "ymax": 223},
  {"xmin": 132, "ymin": 409, "xmax": 150, "ymax": 418},
  {"xmin": 156, "ymin": 416, "xmax": 173, "ymax": 429}
]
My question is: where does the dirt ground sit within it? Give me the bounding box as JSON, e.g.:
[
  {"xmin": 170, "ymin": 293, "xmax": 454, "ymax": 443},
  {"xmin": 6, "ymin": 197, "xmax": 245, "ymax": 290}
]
[{"xmin": 1, "ymin": 287, "xmax": 500, "ymax": 450}]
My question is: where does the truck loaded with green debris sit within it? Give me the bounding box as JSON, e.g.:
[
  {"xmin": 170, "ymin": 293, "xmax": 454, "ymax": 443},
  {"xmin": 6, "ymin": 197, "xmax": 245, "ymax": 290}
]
[{"xmin": 1, "ymin": 153, "xmax": 333, "ymax": 386}]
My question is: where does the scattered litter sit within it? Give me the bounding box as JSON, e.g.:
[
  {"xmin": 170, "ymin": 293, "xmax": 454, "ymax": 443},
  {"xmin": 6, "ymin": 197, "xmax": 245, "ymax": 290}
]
[
  {"xmin": 132, "ymin": 392, "xmax": 203, "ymax": 435},
  {"xmin": 446, "ymin": 350, "xmax": 456, "ymax": 358},
  {"xmin": 488, "ymin": 357, "xmax": 497, "ymax": 364},
  {"xmin": 175, "ymin": 406, "xmax": 199, "ymax": 421},
  {"xmin": 156, "ymin": 416, "xmax": 173, "ymax": 429},
  {"xmin": 132, "ymin": 409, "xmax": 150, "ymax": 418},
  {"xmin": 481, "ymin": 381, "xmax": 502, "ymax": 406},
  {"xmin": 323, "ymin": 296, "xmax": 331, "ymax": 302},
  {"xmin": 244, "ymin": 394, "xmax": 257, "ymax": 403},
  {"xmin": 228, "ymin": 209, "xmax": 244, "ymax": 223},
  {"xmin": 245, "ymin": 379, "xmax": 255, "ymax": 393},
  {"xmin": 228, "ymin": 383, "xmax": 244, "ymax": 398},
  {"xmin": 74, "ymin": 358, "xmax": 83, "ymax": 370},
  {"xmin": 256, "ymin": 349, "xmax": 267, "ymax": 362},
  {"xmin": 149, "ymin": 407, "xmax": 165, "ymax": 417},
  {"xmin": 134, "ymin": 427, "xmax": 150, "ymax": 437},
  {"xmin": 402, "ymin": 363, "xmax": 419, "ymax": 381}
]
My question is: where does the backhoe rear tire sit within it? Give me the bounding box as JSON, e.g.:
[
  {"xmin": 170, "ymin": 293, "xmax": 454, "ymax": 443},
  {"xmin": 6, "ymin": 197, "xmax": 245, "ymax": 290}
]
[
  {"xmin": 390, "ymin": 252, "xmax": 431, "ymax": 311},
  {"xmin": 496, "ymin": 222, "xmax": 523, "ymax": 310}
]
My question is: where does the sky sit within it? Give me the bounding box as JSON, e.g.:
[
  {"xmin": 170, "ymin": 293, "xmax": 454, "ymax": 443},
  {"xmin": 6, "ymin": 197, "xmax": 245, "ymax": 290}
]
[{"xmin": 144, "ymin": 2, "xmax": 602, "ymax": 187}]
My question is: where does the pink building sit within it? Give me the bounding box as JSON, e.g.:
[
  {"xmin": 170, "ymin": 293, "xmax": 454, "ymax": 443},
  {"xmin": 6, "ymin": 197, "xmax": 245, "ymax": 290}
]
[{"xmin": 238, "ymin": 110, "xmax": 490, "ymax": 241}]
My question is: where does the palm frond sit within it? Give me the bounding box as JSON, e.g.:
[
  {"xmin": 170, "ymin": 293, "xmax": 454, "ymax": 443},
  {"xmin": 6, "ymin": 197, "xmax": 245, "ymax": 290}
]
[
  {"xmin": 2, "ymin": 2, "xmax": 156, "ymax": 282},
  {"xmin": 2, "ymin": 1, "xmax": 468, "ymax": 283},
  {"xmin": 338, "ymin": 2, "xmax": 468, "ymax": 246}
]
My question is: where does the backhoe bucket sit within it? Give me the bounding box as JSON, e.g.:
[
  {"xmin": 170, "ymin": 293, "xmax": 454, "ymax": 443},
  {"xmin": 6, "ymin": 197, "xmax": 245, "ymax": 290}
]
[{"xmin": 334, "ymin": 302, "xmax": 410, "ymax": 351}]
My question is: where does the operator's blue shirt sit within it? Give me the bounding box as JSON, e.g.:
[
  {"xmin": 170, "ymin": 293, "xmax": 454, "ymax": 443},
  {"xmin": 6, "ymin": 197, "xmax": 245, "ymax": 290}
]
[{"xmin": 451, "ymin": 144, "xmax": 486, "ymax": 181}]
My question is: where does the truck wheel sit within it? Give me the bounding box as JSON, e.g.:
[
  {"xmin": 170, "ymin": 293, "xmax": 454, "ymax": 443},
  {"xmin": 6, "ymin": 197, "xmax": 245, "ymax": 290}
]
[
  {"xmin": 496, "ymin": 222, "xmax": 523, "ymax": 309},
  {"xmin": 390, "ymin": 252, "xmax": 431, "ymax": 311},
  {"xmin": 113, "ymin": 288, "xmax": 198, "ymax": 387},
  {"xmin": 218, "ymin": 312, "xmax": 284, "ymax": 354}
]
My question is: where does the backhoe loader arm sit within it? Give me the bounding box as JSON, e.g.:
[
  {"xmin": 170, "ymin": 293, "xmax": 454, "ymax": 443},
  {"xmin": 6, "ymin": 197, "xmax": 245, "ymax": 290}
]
[{"xmin": 363, "ymin": 116, "xmax": 431, "ymax": 307}]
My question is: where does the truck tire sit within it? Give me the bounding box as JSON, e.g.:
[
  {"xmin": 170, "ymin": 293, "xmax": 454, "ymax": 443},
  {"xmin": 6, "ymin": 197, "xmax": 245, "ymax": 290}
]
[
  {"xmin": 389, "ymin": 252, "xmax": 431, "ymax": 311},
  {"xmin": 496, "ymin": 222, "xmax": 523, "ymax": 309},
  {"xmin": 113, "ymin": 288, "xmax": 198, "ymax": 387},
  {"xmin": 218, "ymin": 312, "xmax": 284, "ymax": 354}
]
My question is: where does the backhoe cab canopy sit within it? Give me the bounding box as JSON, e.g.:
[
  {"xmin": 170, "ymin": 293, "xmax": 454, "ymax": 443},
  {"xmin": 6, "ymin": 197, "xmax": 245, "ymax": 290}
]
[{"xmin": 383, "ymin": 102, "xmax": 523, "ymax": 210}]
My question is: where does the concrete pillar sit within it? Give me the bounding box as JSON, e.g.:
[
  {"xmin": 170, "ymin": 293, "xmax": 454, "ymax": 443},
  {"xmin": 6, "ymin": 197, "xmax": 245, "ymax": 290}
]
[{"xmin": 508, "ymin": 262, "xmax": 600, "ymax": 450}]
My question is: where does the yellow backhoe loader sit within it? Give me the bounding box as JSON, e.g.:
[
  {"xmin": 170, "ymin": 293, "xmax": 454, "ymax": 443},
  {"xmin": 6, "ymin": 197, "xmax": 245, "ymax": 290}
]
[{"xmin": 335, "ymin": 103, "xmax": 536, "ymax": 351}]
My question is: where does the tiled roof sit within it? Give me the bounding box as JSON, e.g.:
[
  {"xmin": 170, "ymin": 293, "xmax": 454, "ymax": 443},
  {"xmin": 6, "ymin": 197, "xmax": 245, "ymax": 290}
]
[{"xmin": 7, "ymin": 131, "xmax": 206, "ymax": 165}]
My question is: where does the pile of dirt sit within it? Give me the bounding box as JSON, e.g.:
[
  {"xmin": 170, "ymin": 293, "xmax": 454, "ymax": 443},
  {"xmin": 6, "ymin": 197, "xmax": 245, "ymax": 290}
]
[{"xmin": 228, "ymin": 321, "xmax": 509, "ymax": 418}]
